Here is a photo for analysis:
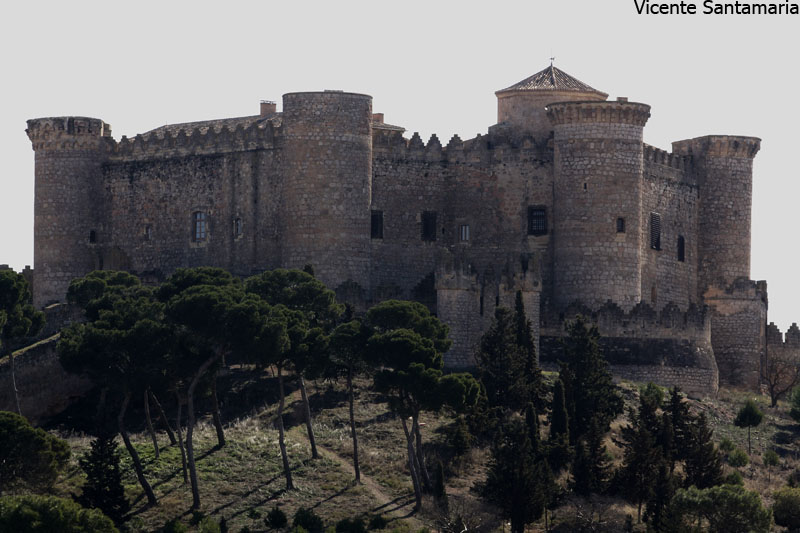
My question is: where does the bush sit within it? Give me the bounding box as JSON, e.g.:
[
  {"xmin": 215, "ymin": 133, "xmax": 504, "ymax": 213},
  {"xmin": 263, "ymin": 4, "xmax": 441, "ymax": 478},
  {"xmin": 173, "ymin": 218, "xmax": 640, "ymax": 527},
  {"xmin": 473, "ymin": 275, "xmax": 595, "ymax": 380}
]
[
  {"xmin": 161, "ymin": 518, "xmax": 189, "ymax": 533},
  {"xmin": 728, "ymin": 448, "xmax": 749, "ymax": 467},
  {"xmin": 368, "ymin": 514, "xmax": 389, "ymax": 530},
  {"xmin": 446, "ymin": 417, "xmax": 473, "ymax": 456},
  {"xmin": 719, "ymin": 436, "xmax": 735, "ymax": 452},
  {"xmin": 790, "ymin": 387, "xmax": 800, "ymax": 423},
  {"xmin": 199, "ymin": 516, "xmax": 222, "ymax": 533},
  {"xmin": 336, "ymin": 517, "xmax": 367, "ymax": 533},
  {"xmin": 773, "ymin": 487, "xmax": 800, "ymax": 530},
  {"xmin": 0, "ymin": 495, "xmax": 118, "ymax": 533},
  {"xmin": 266, "ymin": 506, "xmax": 289, "ymax": 529},
  {"xmin": 763, "ymin": 449, "xmax": 780, "ymax": 468},
  {"xmin": 722, "ymin": 470, "xmax": 743, "ymax": 485},
  {"xmin": 294, "ymin": 507, "xmax": 324, "ymax": 533},
  {"xmin": 0, "ymin": 411, "xmax": 70, "ymax": 494}
]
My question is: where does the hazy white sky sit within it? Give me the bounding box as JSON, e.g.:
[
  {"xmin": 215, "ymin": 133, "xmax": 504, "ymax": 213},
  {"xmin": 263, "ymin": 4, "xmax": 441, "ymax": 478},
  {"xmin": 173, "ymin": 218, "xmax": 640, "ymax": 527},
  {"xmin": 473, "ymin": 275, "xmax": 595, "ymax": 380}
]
[{"xmin": 1, "ymin": 1, "xmax": 797, "ymax": 330}]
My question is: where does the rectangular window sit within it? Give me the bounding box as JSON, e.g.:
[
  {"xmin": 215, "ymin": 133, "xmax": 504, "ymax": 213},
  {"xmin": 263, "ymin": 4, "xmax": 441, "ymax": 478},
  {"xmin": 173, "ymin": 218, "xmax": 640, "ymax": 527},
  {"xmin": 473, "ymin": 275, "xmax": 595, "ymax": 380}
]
[
  {"xmin": 371, "ymin": 210, "xmax": 384, "ymax": 239},
  {"xmin": 193, "ymin": 211, "xmax": 207, "ymax": 241},
  {"xmin": 528, "ymin": 206, "xmax": 547, "ymax": 236},
  {"xmin": 650, "ymin": 212, "xmax": 661, "ymax": 250},
  {"xmin": 421, "ymin": 211, "xmax": 437, "ymax": 241},
  {"xmin": 677, "ymin": 235, "xmax": 685, "ymax": 262},
  {"xmin": 459, "ymin": 224, "xmax": 470, "ymax": 242},
  {"xmin": 616, "ymin": 217, "xmax": 625, "ymax": 233},
  {"xmin": 233, "ymin": 217, "xmax": 243, "ymax": 237}
]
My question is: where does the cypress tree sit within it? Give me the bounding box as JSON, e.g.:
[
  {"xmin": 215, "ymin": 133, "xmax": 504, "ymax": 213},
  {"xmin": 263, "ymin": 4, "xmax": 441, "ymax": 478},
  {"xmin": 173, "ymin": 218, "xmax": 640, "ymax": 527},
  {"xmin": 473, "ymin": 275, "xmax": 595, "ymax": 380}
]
[
  {"xmin": 78, "ymin": 433, "xmax": 130, "ymax": 524},
  {"xmin": 514, "ymin": 291, "xmax": 543, "ymax": 408},
  {"xmin": 525, "ymin": 403, "xmax": 540, "ymax": 457},
  {"xmin": 683, "ymin": 413, "xmax": 723, "ymax": 489},
  {"xmin": 548, "ymin": 379, "xmax": 572, "ymax": 473},
  {"xmin": 643, "ymin": 462, "xmax": 676, "ymax": 533}
]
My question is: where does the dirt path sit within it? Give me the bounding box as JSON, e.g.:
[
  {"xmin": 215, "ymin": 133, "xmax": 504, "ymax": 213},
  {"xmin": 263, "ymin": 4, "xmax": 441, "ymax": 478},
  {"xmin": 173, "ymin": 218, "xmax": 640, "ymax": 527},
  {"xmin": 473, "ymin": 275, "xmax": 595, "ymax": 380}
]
[{"xmin": 315, "ymin": 444, "xmax": 426, "ymax": 530}]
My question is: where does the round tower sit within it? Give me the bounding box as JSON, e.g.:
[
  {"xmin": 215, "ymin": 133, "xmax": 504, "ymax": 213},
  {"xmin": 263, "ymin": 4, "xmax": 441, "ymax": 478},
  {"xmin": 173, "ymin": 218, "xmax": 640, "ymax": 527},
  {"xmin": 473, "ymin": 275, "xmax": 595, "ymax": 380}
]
[
  {"xmin": 278, "ymin": 91, "xmax": 373, "ymax": 293},
  {"xmin": 547, "ymin": 100, "xmax": 651, "ymax": 310},
  {"xmin": 672, "ymin": 135, "xmax": 760, "ymax": 292},
  {"xmin": 496, "ymin": 65, "xmax": 607, "ymax": 139},
  {"xmin": 26, "ymin": 117, "xmax": 113, "ymax": 308}
]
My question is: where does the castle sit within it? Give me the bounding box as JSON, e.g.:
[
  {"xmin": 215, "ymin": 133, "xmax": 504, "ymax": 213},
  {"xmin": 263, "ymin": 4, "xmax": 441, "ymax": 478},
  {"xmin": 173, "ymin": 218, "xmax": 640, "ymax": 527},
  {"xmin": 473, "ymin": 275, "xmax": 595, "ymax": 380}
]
[{"xmin": 26, "ymin": 65, "xmax": 777, "ymax": 394}]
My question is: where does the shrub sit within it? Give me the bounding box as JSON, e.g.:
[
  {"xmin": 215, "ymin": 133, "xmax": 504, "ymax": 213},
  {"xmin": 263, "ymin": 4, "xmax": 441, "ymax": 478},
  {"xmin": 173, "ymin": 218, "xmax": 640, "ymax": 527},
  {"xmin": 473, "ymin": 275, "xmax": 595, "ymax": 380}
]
[
  {"xmin": 728, "ymin": 448, "xmax": 749, "ymax": 468},
  {"xmin": 773, "ymin": 487, "xmax": 800, "ymax": 530},
  {"xmin": 368, "ymin": 514, "xmax": 389, "ymax": 530},
  {"xmin": 446, "ymin": 416, "xmax": 473, "ymax": 456},
  {"xmin": 336, "ymin": 517, "xmax": 367, "ymax": 533},
  {"xmin": 0, "ymin": 411, "xmax": 70, "ymax": 494},
  {"xmin": 722, "ymin": 470, "xmax": 743, "ymax": 486},
  {"xmin": 199, "ymin": 516, "xmax": 222, "ymax": 533},
  {"xmin": 0, "ymin": 494, "xmax": 117, "ymax": 533},
  {"xmin": 161, "ymin": 519, "xmax": 189, "ymax": 533},
  {"xmin": 266, "ymin": 506, "xmax": 289, "ymax": 529},
  {"xmin": 763, "ymin": 449, "xmax": 780, "ymax": 468},
  {"xmin": 718, "ymin": 436, "xmax": 735, "ymax": 452},
  {"xmin": 294, "ymin": 507, "xmax": 324, "ymax": 533},
  {"xmin": 790, "ymin": 387, "xmax": 800, "ymax": 423}
]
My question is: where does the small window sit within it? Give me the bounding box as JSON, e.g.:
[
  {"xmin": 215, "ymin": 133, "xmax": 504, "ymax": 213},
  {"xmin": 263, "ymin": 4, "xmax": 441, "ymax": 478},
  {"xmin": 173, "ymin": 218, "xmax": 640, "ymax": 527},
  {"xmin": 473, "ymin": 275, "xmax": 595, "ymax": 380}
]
[
  {"xmin": 193, "ymin": 211, "xmax": 207, "ymax": 241},
  {"xmin": 528, "ymin": 206, "xmax": 547, "ymax": 236},
  {"xmin": 421, "ymin": 211, "xmax": 437, "ymax": 241},
  {"xmin": 459, "ymin": 224, "xmax": 470, "ymax": 242},
  {"xmin": 88, "ymin": 230, "xmax": 97, "ymax": 243},
  {"xmin": 233, "ymin": 217, "xmax": 243, "ymax": 238},
  {"xmin": 371, "ymin": 210, "xmax": 384, "ymax": 239},
  {"xmin": 677, "ymin": 235, "xmax": 685, "ymax": 262},
  {"xmin": 650, "ymin": 212, "xmax": 661, "ymax": 250},
  {"xmin": 144, "ymin": 225, "xmax": 152, "ymax": 241},
  {"xmin": 616, "ymin": 218, "xmax": 625, "ymax": 233}
]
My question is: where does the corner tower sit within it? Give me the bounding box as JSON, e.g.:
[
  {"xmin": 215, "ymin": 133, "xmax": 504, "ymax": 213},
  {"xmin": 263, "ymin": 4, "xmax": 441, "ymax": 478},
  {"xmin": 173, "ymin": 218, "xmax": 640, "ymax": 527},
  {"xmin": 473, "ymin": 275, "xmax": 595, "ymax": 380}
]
[
  {"xmin": 26, "ymin": 117, "xmax": 113, "ymax": 308},
  {"xmin": 278, "ymin": 91, "xmax": 373, "ymax": 295},
  {"xmin": 548, "ymin": 100, "xmax": 651, "ymax": 309},
  {"xmin": 496, "ymin": 65, "xmax": 608, "ymax": 139}
]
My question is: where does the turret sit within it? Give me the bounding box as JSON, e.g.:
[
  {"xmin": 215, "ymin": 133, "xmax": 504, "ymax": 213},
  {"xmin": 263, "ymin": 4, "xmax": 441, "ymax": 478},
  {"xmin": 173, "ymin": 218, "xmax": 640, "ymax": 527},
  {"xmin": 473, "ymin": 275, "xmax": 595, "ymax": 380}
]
[
  {"xmin": 548, "ymin": 100, "xmax": 651, "ymax": 310},
  {"xmin": 278, "ymin": 91, "xmax": 373, "ymax": 294},
  {"xmin": 26, "ymin": 117, "xmax": 113, "ymax": 308},
  {"xmin": 672, "ymin": 135, "xmax": 760, "ymax": 293},
  {"xmin": 496, "ymin": 65, "xmax": 608, "ymax": 139}
]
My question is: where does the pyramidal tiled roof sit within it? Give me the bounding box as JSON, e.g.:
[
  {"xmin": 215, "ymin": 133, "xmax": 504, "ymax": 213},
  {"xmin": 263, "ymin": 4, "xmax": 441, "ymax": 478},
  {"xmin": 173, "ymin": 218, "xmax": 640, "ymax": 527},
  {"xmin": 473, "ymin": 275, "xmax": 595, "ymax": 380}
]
[{"xmin": 497, "ymin": 65, "xmax": 607, "ymax": 96}]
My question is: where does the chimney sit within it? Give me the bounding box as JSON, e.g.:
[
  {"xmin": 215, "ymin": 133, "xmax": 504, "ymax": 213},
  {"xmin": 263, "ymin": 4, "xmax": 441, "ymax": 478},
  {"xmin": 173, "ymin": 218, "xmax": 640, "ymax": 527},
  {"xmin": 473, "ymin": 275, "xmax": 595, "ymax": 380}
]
[
  {"xmin": 616, "ymin": 97, "xmax": 629, "ymax": 102},
  {"xmin": 260, "ymin": 100, "xmax": 277, "ymax": 116},
  {"xmin": 372, "ymin": 113, "xmax": 384, "ymax": 124}
]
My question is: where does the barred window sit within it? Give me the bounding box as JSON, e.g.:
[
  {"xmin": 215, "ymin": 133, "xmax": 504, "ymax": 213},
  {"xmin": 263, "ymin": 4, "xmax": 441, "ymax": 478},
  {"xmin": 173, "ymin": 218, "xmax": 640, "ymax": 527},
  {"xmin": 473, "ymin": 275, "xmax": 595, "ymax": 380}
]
[
  {"xmin": 650, "ymin": 212, "xmax": 661, "ymax": 250},
  {"xmin": 193, "ymin": 211, "xmax": 207, "ymax": 241},
  {"xmin": 528, "ymin": 206, "xmax": 547, "ymax": 236},
  {"xmin": 677, "ymin": 235, "xmax": 685, "ymax": 262},
  {"xmin": 421, "ymin": 211, "xmax": 437, "ymax": 241},
  {"xmin": 459, "ymin": 224, "xmax": 470, "ymax": 242},
  {"xmin": 371, "ymin": 210, "xmax": 384, "ymax": 239}
]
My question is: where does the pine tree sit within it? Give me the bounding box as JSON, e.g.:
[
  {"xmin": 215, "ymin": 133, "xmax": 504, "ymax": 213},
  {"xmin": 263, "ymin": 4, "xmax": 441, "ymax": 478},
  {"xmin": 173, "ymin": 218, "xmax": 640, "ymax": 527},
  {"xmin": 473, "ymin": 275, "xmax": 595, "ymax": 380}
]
[
  {"xmin": 477, "ymin": 308, "xmax": 532, "ymax": 413},
  {"xmin": 618, "ymin": 401, "xmax": 660, "ymax": 522},
  {"xmin": 78, "ymin": 433, "xmax": 130, "ymax": 524},
  {"xmin": 734, "ymin": 399, "xmax": 763, "ymax": 455},
  {"xmin": 643, "ymin": 462, "xmax": 677, "ymax": 533},
  {"xmin": 547, "ymin": 379, "xmax": 572, "ymax": 473},
  {"xmin": 514, "ymin": 291, "xmax": 543, "ymax": 408}
]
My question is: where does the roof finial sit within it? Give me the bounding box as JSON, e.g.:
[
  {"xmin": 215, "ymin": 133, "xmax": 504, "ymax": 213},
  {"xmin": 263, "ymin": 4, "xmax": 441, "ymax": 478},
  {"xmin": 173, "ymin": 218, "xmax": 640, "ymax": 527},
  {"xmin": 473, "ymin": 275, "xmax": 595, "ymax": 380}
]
[{"xmin": 550, "ymin": 55, "xmax": 555, "ymax": 67}]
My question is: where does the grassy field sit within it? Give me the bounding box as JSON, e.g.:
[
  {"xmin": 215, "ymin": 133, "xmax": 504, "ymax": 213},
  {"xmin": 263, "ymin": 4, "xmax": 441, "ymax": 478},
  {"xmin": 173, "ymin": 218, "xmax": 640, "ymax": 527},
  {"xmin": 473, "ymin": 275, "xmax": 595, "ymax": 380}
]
[{"xmin": 41, "ymin": 371, "xmax": 800, "ymax": 533}]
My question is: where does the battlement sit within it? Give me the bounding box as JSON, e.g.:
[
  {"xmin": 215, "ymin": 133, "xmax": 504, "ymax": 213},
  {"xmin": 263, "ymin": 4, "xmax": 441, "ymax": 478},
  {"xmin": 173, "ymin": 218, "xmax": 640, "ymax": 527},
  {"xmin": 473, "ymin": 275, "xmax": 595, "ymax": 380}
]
[
  {"xmin": 643, "ymin": 143, "xmax": 690, "ymax": 170},
  {"xmin": 704, "ymin": 277, "xmax": 768, "ymax": 304},
  {"xmin": 435, "ymin": 250, "xmax": 541, "ymax": 293},
  {"xmin": 115, "ymin": 119, "xmax": 278, "ymax": 160},
  {"xmin": 672, "ymin": 135, "xmax": 760, "ymax": 159},
  {"xmin": 545, "ymin": 100, "xmax": 651, "ymax": 127},
  {"xmin": 541, "ymin": 300, "xmax": 710, "ymax": 340},
  {"xmin": 27, "ymin": 117, "xmax": 113, "ymax": 152},
  {"xmin": 766, "ymin": 322, "xmax": 800, "ymax": 347}
]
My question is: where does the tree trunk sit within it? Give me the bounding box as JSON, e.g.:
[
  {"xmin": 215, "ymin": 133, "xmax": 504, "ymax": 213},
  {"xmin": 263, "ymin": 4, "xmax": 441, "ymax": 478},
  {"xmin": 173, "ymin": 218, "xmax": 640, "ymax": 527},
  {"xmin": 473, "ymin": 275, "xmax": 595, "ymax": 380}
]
[
  {"xmin": 347, "ymin": 369, "xmax": 361, "ymax": 483},
  {"xmin": 150, "ymin": 390, "xmax": 177, "ymax": 445},
  {"xmin": 187, "ymin": 355, "xmax": 219, "ymax": 509},
  {"xmin": 175, "ymin": 392, "xmax": 188, "ymax": 484},
  {"xmin": 211, "ymin": 377, "xmax": 225, "ymax": 448},
  {"xmin": 118, "ymin": 391, "xmax": 157, "ymax": 506},
  {"xmin": 413, "ymin": 414, "xmax": 432, "ymax": 492},
  {"xmin": 95, "ymin": 387, "xmax": 108, "ymax": 429},
  {"xmin": 298, "ymin": 375, "xmax": 318, "ymax": 459},
  {"xmin": 144, "ymin": 389, "xmax": 159, "ymax": 459},
  {"xmin": 401, "ymin": 416, "xmax": 422, "ymax": 511},
  {"xmin": 7, "ymin": 346, "xmax": 21, "ymax": 416},
  {"xmin": 276, "ymin": 365, "xmax": 294, "ymax": 490},
  {"xmin": 747, "ymin": 426, "xmax": 751, "ymax": 454}
]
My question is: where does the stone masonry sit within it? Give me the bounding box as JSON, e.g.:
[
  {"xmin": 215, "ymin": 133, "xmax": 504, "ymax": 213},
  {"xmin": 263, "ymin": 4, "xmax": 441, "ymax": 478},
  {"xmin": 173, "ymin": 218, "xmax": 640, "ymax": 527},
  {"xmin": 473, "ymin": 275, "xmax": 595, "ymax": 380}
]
[{"xmin": 27, "ymin": 65, "xmax": 771, "ymax": 392}]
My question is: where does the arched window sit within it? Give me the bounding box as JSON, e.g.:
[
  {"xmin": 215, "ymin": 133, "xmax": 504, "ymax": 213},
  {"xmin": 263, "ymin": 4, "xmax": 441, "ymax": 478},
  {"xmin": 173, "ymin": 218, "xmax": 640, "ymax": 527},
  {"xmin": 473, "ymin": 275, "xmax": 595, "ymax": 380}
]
[{"xmin": 193, "ymin": 212, "xmax": 207, "ymax": 241}]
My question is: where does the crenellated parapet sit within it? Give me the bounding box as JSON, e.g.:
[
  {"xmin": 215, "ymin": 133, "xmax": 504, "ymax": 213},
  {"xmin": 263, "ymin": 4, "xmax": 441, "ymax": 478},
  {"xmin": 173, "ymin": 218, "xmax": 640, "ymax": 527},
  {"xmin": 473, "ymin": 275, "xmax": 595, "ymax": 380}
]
[
  {"xmin": 115, "ymin": 119, "xmax": 278, "ymax": 161},
  {"xmin": 672, "ymin": 135, "xmax": 760, "ymax": 160},
  {"xmin": 546, "ymin": 100, "xmax": 651, "ymax": 128},
  {"xmin": 26, "ymin": 117, "xmax": 114, "ymax": 153},
  {"xmin": 766, "ymin": 322, "xmax": 800, "ymax": 348},
  {"xmin": 541, "ymin": 299, "xmax": 710, "ymax": 341},
  {"xmin": 643, "ymin": 143, "xmax": 690, "ymax": 171}
]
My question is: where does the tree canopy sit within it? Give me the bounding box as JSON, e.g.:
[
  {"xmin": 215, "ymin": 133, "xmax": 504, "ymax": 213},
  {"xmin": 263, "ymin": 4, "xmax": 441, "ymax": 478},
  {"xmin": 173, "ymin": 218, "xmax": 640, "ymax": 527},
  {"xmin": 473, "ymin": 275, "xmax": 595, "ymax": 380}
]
[{"xmin": 0, "ymin": 411, "xmax": 70, "ymax": 495}]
